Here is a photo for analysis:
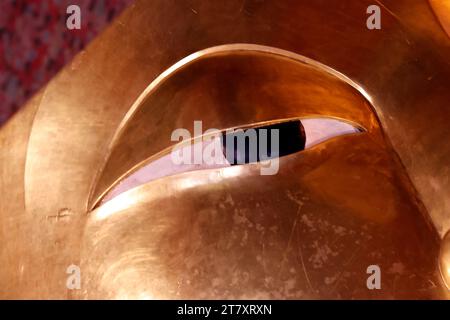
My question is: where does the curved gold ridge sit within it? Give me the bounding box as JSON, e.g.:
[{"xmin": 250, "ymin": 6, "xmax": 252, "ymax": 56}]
[
  {"xmin": 441, "ymin": 231, "xmax": 450, "ymax": 290},
  {"xmin": 430, "ymin": 0, "xmax": 450, "ymax": 37},
  {"xmin": 113, "ymin": 43, "xmax": 374, "ymax": 138}
]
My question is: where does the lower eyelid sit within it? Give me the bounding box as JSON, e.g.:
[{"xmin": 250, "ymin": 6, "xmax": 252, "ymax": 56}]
[{"xmin": 100, "ymin": 118, "xmax": 362, "ymax": 205}]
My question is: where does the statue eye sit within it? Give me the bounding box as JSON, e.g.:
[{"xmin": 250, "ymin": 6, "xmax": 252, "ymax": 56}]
[{"xmin": 100, "ymin": 118, "xmax": 363, "ymax": 205}]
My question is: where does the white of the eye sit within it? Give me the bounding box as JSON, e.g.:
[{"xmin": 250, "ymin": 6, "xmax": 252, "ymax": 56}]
[
  {"xmin": 302, "ymin": 118, "xmax": 361, "ymax": 149},
  {"xmin": 101, "ymin": 118, "xmax": 361, "ymax": 204},
  {"xmin": 101, "ymin": 138, "xmax": 229, "ymax": 203}
]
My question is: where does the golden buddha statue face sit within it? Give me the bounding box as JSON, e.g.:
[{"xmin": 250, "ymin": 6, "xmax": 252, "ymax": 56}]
[{"xmin": 0, "ymin": 0, "xmax": 449, "ymax": 299}]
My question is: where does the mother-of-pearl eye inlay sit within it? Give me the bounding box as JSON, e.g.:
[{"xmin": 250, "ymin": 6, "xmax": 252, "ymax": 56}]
[
  {"xmin": 100, "ymin": 118, "xmax": 362, "ymax": 205},
  {"xmin": 301, "ymin": 118, "xmax": 362, "ymax": 148}
]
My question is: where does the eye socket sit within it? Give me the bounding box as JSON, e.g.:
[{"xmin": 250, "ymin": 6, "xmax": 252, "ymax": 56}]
[{"xmin": 100, "ymin": 118, "xmax": 363, "ymax": 205}]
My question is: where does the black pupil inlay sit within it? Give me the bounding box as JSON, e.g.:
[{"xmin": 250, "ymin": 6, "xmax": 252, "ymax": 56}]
[{"xmin": 222, "ymin": 120, "xmax": 306, "ymax": 165}]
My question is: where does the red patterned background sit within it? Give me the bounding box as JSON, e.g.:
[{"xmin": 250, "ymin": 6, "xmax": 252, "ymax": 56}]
[{"xmin": 0, "ymin": 0, "xmax": 134, "ymax": 126}]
